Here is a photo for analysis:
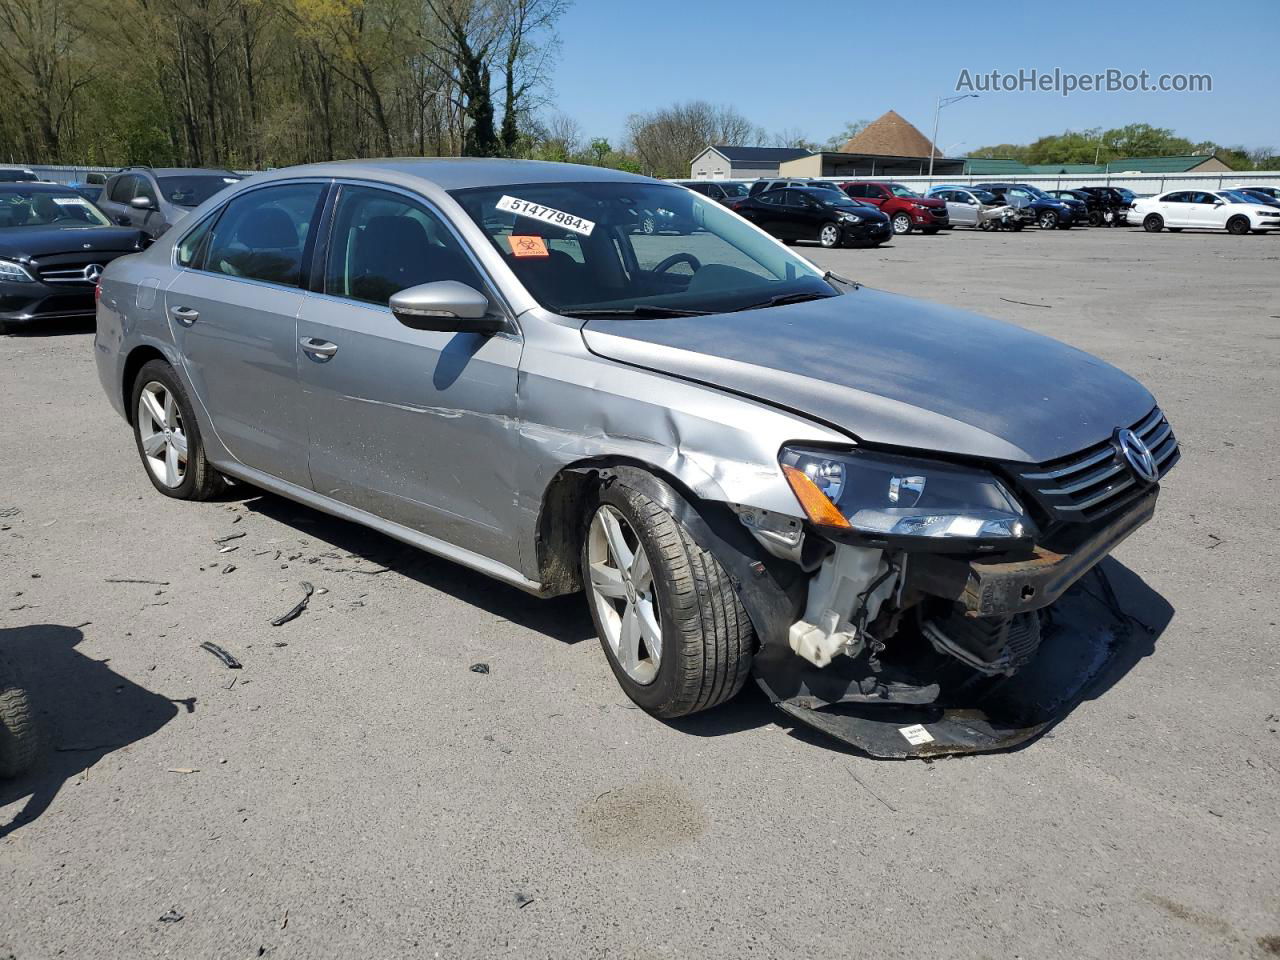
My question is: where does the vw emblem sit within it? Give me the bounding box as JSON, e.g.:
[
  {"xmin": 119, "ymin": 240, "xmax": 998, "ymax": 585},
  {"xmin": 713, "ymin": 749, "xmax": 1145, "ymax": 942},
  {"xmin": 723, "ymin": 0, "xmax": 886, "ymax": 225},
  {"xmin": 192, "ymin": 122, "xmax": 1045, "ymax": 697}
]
[
  {"xmin": 84, "ymin": 264, "xmax": 104, "ymax": 283},
  {"xmin": 1115, "ymin": 428, "xmax": 1158, "ymax": 484}
]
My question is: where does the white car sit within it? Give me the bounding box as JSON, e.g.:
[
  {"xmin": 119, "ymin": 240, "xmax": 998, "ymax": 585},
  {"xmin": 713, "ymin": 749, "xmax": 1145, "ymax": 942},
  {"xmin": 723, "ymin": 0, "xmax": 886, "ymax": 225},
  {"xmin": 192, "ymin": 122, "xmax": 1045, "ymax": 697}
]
[{"xmin": 1132, "ymin": 189, "xmax": 1280, "ymax": 235}]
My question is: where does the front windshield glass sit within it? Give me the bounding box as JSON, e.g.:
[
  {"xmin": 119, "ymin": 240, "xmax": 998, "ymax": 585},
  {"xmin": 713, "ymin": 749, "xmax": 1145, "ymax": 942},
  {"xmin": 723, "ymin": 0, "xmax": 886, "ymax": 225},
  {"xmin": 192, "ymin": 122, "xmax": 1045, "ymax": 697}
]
[
  {"xmin": 158, "ymin": 174, "xmax": 242, "ymax": 208},
  {"xmin": 1220, "ymin": 190, "xmax": 1259, "ymax": 204},
  {"xmin": 0, "ymin": 170, "xmax": 38, "ymax": 182},
  {"xmin": 0, "ymin": 188, "xmax": 111, "ymax": 227},
  {"xmin": 451, "ymin": 181, "xmax": 833, "ymax": 317},
  {"xmin": 888, "ymin": 184, "xmax": 920, "ymax": 198}
]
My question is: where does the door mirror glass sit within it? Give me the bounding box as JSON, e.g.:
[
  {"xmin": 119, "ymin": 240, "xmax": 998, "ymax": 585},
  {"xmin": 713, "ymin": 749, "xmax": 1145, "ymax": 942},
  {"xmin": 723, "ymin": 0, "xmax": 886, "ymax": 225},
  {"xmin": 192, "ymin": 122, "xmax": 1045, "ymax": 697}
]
[
  {"xmin": 130, "ymin": 195, "xmax": 154, "ymax": 210},
  {"xmin": 390, "ymin": 281, "xmax": 502, "ymax": 333}
]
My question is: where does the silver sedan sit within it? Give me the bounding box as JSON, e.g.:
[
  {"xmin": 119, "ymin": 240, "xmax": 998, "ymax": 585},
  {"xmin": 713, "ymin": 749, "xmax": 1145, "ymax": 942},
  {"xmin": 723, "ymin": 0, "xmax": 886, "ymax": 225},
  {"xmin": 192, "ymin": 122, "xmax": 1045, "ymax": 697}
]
[{"xmin": 95, "ymin": 159, "xmax": 1177, "ymax": 755}]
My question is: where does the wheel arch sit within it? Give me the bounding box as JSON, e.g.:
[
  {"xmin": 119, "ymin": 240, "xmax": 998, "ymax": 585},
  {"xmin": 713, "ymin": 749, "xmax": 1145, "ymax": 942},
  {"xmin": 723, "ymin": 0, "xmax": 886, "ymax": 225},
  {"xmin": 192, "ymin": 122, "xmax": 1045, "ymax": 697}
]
[{"xmin": 120, "ymin": 344, "xmax": 173, "ymax": 425}]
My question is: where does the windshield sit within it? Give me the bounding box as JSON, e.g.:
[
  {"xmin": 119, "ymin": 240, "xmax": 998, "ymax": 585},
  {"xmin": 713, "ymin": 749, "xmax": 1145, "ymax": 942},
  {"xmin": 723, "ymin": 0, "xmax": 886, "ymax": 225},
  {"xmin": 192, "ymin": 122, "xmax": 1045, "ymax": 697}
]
[
  {"xmin": 0, "ymin": 188, "xmax": 111, "ymax": 227},
  {"xmin": 1017, "ymin": 185, "xmax": 1050, "ymax": 199},
  {"xmin": 721, "ymin": 183, "xmax": 749, "ymax": 197},
  {"xmin": 158, "ymin": 174, "xmax": 242, "ymax": 208},
  {"xmin": 1114, "ymin": 188, "xmax": 1135, "ymax": 202},
  {"xmin": 0, "ymin": 169, "xmax": 38, "ymax": 182},
  {"xmin": 971, "ymin": 190, "xmax": 998, "ymax": 204},
  {"xmin": 888, "ymin": 184, "xmax": 921, "ymax": 198},
  {"xmin": 1220, "ymin": 190, "xmax": 1260, "ymax": 204},
  {"xmin": 451, "ymin": 181, "xmax": 832, "ymax": 316}
]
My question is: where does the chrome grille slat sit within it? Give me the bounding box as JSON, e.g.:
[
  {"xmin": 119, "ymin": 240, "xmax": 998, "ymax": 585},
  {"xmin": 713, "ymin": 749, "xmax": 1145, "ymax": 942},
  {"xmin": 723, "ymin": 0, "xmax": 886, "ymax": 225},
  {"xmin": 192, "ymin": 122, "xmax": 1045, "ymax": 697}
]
[{"xmin": 1014, "ymin": 405, "xmax": 1178, "ymax": 523}]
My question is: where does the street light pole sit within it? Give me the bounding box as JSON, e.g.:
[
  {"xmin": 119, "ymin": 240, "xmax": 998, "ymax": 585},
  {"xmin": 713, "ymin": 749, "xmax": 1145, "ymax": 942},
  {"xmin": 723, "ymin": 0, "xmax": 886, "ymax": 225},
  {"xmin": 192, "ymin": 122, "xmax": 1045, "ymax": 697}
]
[{"xmin": 928, "ymin": 94, "xmax": 979, "ymax": 181}]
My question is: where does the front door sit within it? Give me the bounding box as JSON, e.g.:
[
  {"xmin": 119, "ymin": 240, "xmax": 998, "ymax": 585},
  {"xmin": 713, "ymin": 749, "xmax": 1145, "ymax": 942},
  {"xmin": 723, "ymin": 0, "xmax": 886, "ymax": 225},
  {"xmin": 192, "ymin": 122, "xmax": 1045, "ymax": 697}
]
[
  {"xmin": 164, "ymin": 180, "xmax": 327, "ymax": 487},
  {"xmin": 296, "ymin": 183, "xmax": 523, "ymax": 567}
]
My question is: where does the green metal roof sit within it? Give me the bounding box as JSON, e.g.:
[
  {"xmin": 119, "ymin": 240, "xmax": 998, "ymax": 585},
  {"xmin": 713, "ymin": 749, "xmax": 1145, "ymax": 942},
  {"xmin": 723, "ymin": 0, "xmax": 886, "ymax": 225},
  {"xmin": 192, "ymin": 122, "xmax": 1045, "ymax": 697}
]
[
  {"xmin": 960, "ymin": 158, "xmax": 1033, "ymax": 175},
  {"xmin": 1095, "ymin": 155, "xmax": 1220, "ymax": 172}
]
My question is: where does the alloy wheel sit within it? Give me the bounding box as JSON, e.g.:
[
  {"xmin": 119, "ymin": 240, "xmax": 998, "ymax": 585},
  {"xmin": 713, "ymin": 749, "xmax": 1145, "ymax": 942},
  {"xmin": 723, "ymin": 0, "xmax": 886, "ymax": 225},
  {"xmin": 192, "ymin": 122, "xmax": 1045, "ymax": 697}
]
[
  {"xmin": 137, "ymin": 381, "xmax": 188, "ymax": 488},
  {"xmin": 892, "ymin": 213, "xmax": 911, "ymax": 234},
  {"xmin": 820, "ymin": 224, "xmax": 840, "ymax": 247},
  {"xmin": 587, "ymin": 505, "xmax": 662, "ymax": 685},
  {"xmin": 1038, "ymin": 211, "xmax": 1058, "ymax": 229},
  {"xmin": 641, "ymin": 216, "xmax": 657, "ymax": 235}
]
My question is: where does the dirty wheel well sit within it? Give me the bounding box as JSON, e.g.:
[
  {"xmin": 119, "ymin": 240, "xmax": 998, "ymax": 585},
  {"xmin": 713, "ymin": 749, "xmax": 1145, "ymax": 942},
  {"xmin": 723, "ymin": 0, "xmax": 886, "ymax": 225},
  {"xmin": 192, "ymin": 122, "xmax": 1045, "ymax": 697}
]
[
  {"xmin": 121, "ymin": 346, "xmax": 169, "ymax": 425},
  {"xmin": 535, "ymin": 459, "xmax": 721, "ymax": 597}
]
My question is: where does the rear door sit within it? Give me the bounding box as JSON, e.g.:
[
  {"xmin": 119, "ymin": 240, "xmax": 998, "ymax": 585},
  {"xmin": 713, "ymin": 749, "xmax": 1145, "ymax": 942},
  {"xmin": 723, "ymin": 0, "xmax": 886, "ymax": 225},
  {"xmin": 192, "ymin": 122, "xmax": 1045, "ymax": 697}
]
[
  {"xmin": 295, "ymin": 182, "xmax": 523, "ymax": 567},
  {"xmin": 164, "ymin": 179, "xmax": 327, "ymax": 487},
  {"xmin": 1158, "ymin": 192, "xmax": 1192, "ymax": 226}
]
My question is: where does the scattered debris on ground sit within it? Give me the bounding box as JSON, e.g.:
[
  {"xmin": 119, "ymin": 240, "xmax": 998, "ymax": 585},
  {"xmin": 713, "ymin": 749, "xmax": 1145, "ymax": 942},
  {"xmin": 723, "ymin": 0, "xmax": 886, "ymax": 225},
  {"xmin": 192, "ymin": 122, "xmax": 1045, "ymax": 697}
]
[
  {"xmin": 214, "ymin": 532, "xmax": 246, "ymax": 544},
  {"xmin": 199, "ymin": 641, "xmax": 243, "ymax": 669},
  {"xmin": 104, "ymin": 577, "xmax": 170, "ymax": 585},
  {"xmin": 271, "ymin": 582, "xmax": 315, "ymax": 626},
  {"xmin": 158, "ymin": 908, "xmax": 184, "ymax": 922},
  {"xmin": 470, "ymin": 662, "xmax": 490, "ymax": 674}
]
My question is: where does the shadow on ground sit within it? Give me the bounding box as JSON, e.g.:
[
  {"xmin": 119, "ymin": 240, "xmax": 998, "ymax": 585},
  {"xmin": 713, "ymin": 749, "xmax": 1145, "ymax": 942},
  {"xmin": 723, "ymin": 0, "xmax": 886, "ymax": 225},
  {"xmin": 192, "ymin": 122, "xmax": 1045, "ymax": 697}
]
[
  {"xmin": 240, "ymin": 490, "xmax": 596, "ymax": 646},
  {"xmin": 0, "ymin": 318, "xmax": 95, "ymax": 338},
  {"xmin": 0, "ymin": 624, "xmax": 189, "ymax": 839}
]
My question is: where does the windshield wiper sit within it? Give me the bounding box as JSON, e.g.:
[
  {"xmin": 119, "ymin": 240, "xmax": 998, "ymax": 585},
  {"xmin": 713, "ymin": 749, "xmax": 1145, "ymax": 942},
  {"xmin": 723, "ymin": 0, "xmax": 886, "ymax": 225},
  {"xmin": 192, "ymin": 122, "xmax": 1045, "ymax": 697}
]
[
  {"xmin": 729, "ymin": 291, "xmax": 837, "ymax": 312},
  {"xmin": 562, "ymin": 305, "xmax": 712, "ymax": 319}
]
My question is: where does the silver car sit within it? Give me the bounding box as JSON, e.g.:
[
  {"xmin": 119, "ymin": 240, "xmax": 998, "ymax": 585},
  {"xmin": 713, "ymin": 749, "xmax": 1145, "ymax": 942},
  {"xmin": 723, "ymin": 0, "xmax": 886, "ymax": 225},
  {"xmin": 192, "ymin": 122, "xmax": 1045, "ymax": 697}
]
[
  {"xmin": 95, "ymin": 159, "xmax": 1179, "ymax": 755},
  {"xmin": 927, "ymin": 186, "xmax": 1026, "ymax": 230}
]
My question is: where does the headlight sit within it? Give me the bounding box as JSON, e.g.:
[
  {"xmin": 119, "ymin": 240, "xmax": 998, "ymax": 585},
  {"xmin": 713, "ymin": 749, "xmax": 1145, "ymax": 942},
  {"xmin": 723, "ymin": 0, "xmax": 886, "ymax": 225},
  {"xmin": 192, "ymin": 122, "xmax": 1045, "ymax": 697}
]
[
  {"xmin": 0, "ymin": 258, "xmax": 35, "ymax": 282},
  {"xmin": 836, "ymin": 211, "xmax": 861, "ymax": 223},
  {"xmin": 779, "ymin": 446, "xmax": 1034, "ymax": 546}
]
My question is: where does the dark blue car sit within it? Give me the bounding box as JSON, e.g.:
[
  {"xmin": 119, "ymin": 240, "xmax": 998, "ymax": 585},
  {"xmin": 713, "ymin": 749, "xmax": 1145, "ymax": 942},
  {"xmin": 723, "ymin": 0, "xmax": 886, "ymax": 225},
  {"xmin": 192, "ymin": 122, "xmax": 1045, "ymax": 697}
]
[{"xmin": 975, "ymin": 183, "xmax": 1083, "ymax": 230}]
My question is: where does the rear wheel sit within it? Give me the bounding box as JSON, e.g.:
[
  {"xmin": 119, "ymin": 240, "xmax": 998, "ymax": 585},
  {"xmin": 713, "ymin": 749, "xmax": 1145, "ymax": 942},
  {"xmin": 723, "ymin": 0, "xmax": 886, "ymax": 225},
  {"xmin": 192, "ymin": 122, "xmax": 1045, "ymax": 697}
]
[
  {"xmin": 1143, "ymin": 214, "xmax": 1164, "ymax": 232},
  {"xmin": 890, "ymin": 212, "xmax": 913, "ymax": 235},
  {"xmin": 818, "ymin": 222, "xmax": 842, "ymax": 248},
  {"xmin": 131, "ymin": 359, "xmax": 225, "ymax": 500},
  {"xmin": 1037, "ymin": 210, "xmax": 1059, "ymax": 230},
  {"xmin": 1088, "ymin": 210, "xmax": 1104, "ymax": 227},
  {"xmin": 582, "ymin": 480, "xmax": 755, "ymax": 718},
  {"xmin": 1227, "ymin": 216, "xmax": 1251, "ymax": 236}
]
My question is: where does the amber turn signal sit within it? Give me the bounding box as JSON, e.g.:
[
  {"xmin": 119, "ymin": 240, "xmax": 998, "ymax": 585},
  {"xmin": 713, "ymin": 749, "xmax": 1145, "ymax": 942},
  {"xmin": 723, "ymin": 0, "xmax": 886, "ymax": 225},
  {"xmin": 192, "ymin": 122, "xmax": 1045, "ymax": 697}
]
[{"xmin": 782, "ymin": 464, "xmax": 852, "ymax": 530}]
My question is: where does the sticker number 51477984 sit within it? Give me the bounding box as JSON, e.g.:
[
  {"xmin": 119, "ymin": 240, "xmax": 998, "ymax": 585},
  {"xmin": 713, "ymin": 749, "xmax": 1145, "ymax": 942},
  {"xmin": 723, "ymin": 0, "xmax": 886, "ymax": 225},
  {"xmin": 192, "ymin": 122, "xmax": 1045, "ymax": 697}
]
[{"xmin": 496, "ymin": 195, "xmax": 595, "ymax": 236}]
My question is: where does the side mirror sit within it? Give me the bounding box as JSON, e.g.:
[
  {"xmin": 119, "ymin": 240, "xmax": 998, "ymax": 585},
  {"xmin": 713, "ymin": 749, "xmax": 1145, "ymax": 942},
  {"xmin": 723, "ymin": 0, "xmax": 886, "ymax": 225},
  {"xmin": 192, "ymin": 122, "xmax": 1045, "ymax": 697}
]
[
  {"xmin": 130, "ymin": 196, "xmax": 154, "ymax": 210},
  {"xmin": 390, "ymin": 281, "xmax": 503, "ymax": 334},
  {"xmin": 1213, "ymin": 200, "xmax": 1224, "ymax": 207}
]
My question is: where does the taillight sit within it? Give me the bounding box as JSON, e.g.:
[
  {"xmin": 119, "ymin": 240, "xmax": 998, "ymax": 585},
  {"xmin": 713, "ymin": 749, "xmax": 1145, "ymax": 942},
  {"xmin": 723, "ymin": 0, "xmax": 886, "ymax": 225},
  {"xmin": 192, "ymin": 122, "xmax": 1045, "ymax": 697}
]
[{"xmin": 94, "ymin": 282, "xmax": 102, "ymax": 302}]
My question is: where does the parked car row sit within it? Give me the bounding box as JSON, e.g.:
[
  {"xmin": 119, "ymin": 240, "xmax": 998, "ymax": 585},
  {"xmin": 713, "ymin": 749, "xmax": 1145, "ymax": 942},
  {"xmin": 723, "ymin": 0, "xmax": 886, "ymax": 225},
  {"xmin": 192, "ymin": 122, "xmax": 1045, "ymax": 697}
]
[{"xmin": 678, "ymin": 175, "xmax": 1280, "ymax": 244}]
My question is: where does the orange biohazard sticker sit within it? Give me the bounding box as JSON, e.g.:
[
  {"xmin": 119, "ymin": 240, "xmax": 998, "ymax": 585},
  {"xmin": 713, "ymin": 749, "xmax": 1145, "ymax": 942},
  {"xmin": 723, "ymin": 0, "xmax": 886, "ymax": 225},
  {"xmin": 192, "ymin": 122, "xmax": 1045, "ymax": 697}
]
[{"xmin": 508, "ymin": 234, "xmax": 549, "ymax": 258}]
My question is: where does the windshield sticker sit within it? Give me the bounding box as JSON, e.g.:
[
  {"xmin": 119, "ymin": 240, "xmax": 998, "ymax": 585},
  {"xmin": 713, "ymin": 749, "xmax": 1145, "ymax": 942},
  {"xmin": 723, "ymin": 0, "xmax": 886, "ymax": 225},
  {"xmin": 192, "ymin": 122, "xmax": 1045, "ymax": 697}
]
[
  {"xmin": 898, "ymin": 724, "xmax": 935, "ymax": 746},
  {"xmin": 496, "ymin": 195, "xmax": 595, "ymax": 236},
  {"xmin": 508, "ymin": 235, "xmax": 549, "ymax": 258},
  {"xmin": 223, "ymin": 177, "xmax": 239, "ymax": 184},
  {"xmin": 52, "ymin": 197, "xmax": 90, "ymax": 206}
]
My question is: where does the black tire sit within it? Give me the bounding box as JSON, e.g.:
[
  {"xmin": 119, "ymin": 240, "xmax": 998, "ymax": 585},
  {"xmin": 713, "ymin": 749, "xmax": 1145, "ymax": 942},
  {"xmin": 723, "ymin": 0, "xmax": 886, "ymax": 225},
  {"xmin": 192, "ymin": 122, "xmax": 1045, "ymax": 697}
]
[
  {"xmin": 1143, "ymin": 214, "xmax": 1164, "ymax": 232},
  {"xmin": 1037, "ymin": 209, "xmax": 1060, "ymax": 230},
  {"xmin": 0, "ymin": 654, "xmax": 38, "ymax": 779},
  {"xmin": 890, "ymin": 211, "xmax": 913, "ymax": 235},
  {"xmin": 1226, "ymin": 216, "xmax": 1250, "ymax": 236},
  {"xmin": 1088, "ymin": 210, "xmax": 1104, "ymax": 227},
  {"xmin": 817, "ymin": 221, "xmax": 842, "ymax": 248},
  {"xmin": 582, "ymin": 479, "xmax": 755, "ymax": 718},
  {"xmin": 130, "ymin": 359, "xmax": 225, "ymax": 500}
]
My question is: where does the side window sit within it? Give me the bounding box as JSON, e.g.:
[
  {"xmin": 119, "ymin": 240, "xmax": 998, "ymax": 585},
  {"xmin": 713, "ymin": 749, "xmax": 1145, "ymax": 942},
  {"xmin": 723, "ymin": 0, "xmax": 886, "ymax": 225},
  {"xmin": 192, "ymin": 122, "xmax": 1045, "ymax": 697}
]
[
  {"xmin": 757, "ymin": 192, "xmax": 779, "ymax": 206},
  {"xmin": 1163, "ymin": 192, "xmax": 1188, "ymax": 203},
  {"xmin": 708, "ymin": 185, "xmax": 724, "ymax": 200},
  {"xmin": 136, "ymin": 176, "xmax": 159, "ymax": 206},
  {"xmin": 176, "ymin": 215, "xmax": 217, "ymax": 268},
  {"xmin": 204, "ymin": 182, "xmax": 324, "ymax": 287},
  {"xmin": 845, "ymin": 184, "xmax": 866, "ymax": 198},
  {"xmin": 108, "ymin": 175, "xmax": 135, "ymax": 203},
  {"xmin": 325, "ymin": 184, "xmax": 485, "ymax": 307}
]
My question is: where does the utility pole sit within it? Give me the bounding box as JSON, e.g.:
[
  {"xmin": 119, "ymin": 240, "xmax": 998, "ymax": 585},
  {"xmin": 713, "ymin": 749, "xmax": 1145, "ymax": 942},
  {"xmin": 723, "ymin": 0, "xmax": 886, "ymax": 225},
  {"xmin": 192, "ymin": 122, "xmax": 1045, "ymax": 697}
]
[{"xmin": 929, "ymin": 94, "xmax": 979, "ymax": 181}]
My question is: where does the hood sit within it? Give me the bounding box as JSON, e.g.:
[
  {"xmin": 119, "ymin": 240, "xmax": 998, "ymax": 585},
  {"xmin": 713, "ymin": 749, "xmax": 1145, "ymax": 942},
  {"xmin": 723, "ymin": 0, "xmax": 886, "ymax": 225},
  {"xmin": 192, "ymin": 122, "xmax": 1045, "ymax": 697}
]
[
  {"xmin": 904, "ymin": 196, "xmax": 946, "ymax": 209},
  {"xmin": 0, "ymin": 225, "xmax": 144, "ymax": 260},
  {"xmin": 580, "ymin": 288, "xmax": 1155, "ymax": 464}
]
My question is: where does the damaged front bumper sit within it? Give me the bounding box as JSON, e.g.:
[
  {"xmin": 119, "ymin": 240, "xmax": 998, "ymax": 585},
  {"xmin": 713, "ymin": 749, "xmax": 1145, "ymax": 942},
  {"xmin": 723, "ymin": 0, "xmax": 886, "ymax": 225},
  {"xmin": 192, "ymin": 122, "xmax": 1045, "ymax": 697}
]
[{"xmin": 752, "ymin": 491, "xmax": 1160, "ymax": 758}]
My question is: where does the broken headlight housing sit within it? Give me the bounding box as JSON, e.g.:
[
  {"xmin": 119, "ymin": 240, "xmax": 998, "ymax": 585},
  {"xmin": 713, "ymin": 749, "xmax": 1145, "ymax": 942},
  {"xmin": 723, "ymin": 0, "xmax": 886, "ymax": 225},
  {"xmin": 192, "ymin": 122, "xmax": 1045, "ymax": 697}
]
[{"xmin": 779, "ymin": 446, "xmax": 1034, "ymax": 549}]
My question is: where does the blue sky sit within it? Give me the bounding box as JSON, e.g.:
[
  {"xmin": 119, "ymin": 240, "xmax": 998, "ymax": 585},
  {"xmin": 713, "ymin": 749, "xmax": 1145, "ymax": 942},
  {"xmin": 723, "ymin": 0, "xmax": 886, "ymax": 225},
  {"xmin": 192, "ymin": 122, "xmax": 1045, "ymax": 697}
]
[{"xmin": 550, "ymin": 0, "xmax": 1280, "ymax": 153}]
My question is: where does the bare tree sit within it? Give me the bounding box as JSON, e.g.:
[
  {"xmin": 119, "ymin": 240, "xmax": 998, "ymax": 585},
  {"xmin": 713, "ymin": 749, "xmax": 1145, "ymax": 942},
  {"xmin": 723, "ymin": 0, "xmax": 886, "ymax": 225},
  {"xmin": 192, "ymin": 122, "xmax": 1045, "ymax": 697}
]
[{"xmin": 625, "ymin": 100, "xmax": 763, "ymax": 177}]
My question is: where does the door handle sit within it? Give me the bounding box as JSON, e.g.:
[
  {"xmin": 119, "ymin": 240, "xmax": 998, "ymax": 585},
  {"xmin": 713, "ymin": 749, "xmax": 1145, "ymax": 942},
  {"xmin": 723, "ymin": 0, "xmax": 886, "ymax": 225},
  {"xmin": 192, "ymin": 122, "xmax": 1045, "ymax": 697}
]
[
  {"xmin": 169, "ymin": 305, "xmax": 199, "ymax": 326},
  {"xmin": 300, "ymin": 336, "xmax": 338, "ymax": 361}
]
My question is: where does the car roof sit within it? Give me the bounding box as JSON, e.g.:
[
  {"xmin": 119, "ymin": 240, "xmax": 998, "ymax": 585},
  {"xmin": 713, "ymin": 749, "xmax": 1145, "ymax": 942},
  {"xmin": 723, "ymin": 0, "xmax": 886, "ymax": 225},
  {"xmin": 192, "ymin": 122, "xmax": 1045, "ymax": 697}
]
[
  {"xmin": 120, "ymin": 167, "xmax": 241, "ymax": 177},
  {"xmin": 0, "ymin": 181, "xmax": 82, "ymax": 193},
  {"xmin": 244, "ymin": 158, "xmax": 655, "ymax": 192}
]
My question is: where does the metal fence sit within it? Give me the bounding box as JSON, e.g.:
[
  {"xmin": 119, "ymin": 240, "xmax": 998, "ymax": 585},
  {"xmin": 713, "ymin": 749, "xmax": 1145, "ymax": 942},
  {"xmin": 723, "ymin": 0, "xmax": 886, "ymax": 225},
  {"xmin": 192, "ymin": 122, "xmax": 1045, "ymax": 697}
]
[{"xmin": 679, "ymin": 169, "xmax": 1280, "ymax": 194}]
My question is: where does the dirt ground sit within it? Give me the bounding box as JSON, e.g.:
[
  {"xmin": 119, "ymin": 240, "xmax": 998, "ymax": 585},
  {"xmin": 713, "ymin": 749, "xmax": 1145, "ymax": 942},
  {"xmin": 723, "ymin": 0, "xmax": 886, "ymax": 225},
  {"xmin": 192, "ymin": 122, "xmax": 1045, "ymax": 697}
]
[{"xmin": 2, "ymin": 225, "xmax": 1278, "ymax": 959}]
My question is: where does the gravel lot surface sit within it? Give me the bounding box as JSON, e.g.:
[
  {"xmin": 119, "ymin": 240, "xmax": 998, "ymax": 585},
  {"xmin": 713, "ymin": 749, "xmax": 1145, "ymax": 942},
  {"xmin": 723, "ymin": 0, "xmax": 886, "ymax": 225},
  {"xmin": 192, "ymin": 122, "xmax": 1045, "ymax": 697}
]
[{"xmin": 2, "ymin": 226, "xmax": 1278, "ymax": 959}]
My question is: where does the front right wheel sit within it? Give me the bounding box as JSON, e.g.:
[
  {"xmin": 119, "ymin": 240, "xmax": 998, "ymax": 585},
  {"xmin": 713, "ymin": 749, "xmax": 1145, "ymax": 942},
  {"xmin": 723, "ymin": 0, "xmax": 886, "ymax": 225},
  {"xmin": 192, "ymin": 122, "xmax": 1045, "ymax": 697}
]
[{"xmin": 582, "ymin": 480, "xmax": 754, "ymax": 718}]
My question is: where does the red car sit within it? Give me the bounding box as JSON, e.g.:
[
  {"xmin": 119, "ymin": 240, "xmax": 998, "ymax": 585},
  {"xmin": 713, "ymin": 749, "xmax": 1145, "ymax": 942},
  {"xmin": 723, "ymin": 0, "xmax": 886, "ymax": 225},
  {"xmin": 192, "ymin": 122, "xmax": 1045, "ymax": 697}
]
[{"xmin": 838, "ymin": 181, "xmax": 950, "ymax": 235}]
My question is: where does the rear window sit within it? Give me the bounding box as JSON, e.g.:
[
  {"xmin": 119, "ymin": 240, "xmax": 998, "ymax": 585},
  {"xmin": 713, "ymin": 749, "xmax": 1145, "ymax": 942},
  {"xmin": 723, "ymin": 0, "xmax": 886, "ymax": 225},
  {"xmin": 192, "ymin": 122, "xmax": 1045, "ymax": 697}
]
[{"xmin": 158, "ymin": 174, "xmax": 243, "ymax": 208}]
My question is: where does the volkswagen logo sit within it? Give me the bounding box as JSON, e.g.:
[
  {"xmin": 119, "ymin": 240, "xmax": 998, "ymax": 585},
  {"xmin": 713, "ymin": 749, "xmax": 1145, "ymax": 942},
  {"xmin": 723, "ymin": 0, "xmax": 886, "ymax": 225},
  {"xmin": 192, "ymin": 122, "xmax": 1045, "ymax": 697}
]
[
  {"xmin": 84, "ymin": 264, "xmax": 104, "ymax": 283},
  {"xmin": 1115, "ymin": 428, "xmax": 1158, "ymax": 484}
]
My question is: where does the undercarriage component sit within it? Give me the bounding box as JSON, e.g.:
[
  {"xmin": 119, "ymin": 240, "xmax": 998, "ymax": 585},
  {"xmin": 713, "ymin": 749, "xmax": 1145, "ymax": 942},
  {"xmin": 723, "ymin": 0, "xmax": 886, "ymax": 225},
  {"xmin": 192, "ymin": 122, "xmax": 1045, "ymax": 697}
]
[
  {"xmin": 921, "ymin": 608, "xmax": 1042, "ymax": 676},
  {"xmin": 787, "ymin": 544, "xmax": 895, "ymax": 668}
]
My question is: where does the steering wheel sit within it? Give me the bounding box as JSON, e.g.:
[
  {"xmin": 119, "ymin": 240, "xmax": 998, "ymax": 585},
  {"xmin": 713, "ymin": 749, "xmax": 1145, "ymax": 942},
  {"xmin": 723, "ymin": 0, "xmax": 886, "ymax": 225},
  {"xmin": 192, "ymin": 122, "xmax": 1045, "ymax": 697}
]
[{"xmin": 651, "ymin": 252, "xmax": 701, "ymax": 275}]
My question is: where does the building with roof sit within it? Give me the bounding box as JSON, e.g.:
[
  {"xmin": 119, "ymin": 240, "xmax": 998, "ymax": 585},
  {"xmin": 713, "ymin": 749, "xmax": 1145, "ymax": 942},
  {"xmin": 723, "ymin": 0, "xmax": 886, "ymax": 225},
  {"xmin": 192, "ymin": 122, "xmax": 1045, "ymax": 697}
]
[
  {"xmin": 689, "ymin": 146, "xmax": 812, "ymax": 180},
  {"xmin": 839, "ymin": 110, "xmax": 941, "ymax": 159},
  {"xmin": 778, "ymin": 109, "xmax": 968, "ymax": 178}
]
